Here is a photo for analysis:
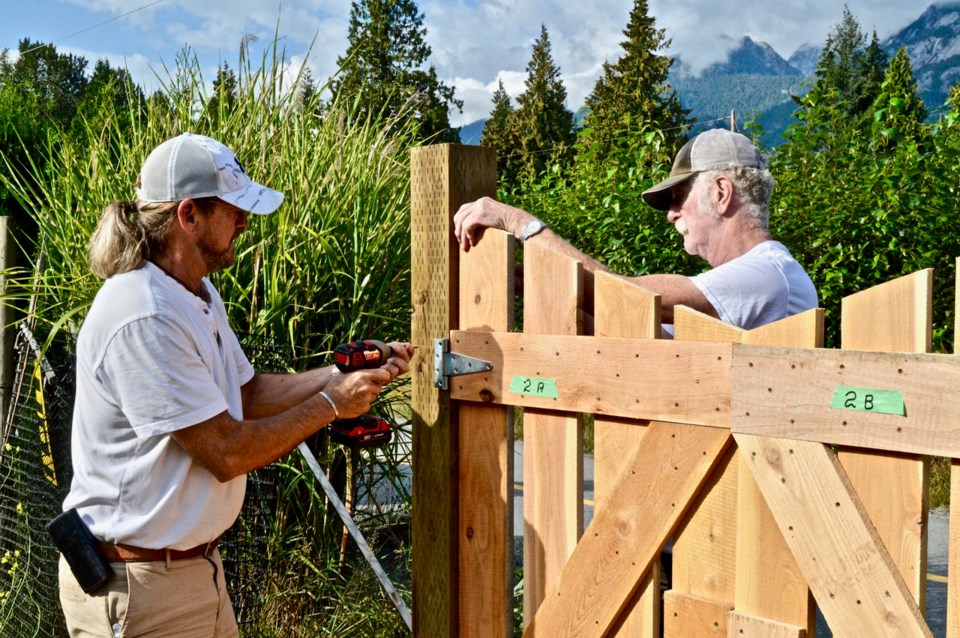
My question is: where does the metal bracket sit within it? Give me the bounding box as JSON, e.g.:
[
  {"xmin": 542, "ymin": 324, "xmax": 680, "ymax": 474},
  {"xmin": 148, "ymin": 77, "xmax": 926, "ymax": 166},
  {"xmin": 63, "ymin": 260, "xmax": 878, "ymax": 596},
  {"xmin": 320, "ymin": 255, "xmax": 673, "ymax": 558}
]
[{"xmin": 434, "ymin": 338, "xmax": 493, "ymax": 390}]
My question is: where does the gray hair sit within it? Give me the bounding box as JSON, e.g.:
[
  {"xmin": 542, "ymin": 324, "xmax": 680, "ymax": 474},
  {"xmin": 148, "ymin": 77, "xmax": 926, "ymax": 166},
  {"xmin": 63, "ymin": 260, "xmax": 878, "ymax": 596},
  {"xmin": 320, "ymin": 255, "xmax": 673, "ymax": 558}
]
[{"xmin": 691, "ymin": 166, "xmax": 774, "ymax": 231}]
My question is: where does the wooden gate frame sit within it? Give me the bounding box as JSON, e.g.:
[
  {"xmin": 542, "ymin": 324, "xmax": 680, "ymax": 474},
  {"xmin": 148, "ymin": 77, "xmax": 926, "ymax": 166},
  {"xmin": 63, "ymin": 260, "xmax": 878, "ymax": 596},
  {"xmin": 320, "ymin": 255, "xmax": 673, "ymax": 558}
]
[{"xmin": 411, "ymin": 144, "xmax": 957, "ymax": 637}]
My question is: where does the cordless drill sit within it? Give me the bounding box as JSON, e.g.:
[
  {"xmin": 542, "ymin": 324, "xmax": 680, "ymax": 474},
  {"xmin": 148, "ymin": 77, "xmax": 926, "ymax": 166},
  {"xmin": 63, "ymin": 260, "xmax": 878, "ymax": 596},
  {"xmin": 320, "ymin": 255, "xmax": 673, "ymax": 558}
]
[
  {"xmin": 333, "ymin": 339, "xmax": 392, "ymax": 373},
  {"xmin": 329, "ymin": 340, "xmax": 393, "ymax": 448}
]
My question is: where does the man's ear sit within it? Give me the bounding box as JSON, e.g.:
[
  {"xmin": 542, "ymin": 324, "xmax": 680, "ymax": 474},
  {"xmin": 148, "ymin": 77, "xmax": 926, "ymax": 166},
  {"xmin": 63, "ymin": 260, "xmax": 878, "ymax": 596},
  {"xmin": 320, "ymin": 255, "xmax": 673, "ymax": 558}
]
[
  {"xmin": 176, "ymin": 199, "xmax": 200, "ymax": 235},
  {"xmin": 714, "ymin": 175, "xmax": 735, "ymax": 216}
]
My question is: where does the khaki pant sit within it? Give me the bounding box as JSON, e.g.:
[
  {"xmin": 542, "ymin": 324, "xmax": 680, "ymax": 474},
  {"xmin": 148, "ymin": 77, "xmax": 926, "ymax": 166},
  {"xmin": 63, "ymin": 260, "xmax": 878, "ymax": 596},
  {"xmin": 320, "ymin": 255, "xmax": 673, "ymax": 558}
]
[{"xmin": 58, "ymin": 549, "xmax": 239, "ymax": 638}]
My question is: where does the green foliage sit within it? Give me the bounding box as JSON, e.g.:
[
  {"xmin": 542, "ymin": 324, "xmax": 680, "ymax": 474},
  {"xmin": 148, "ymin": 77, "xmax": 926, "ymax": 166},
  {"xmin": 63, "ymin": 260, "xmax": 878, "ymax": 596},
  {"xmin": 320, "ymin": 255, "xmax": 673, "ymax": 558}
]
[
  {"xmin": 770, "ymin": 46, "xmax": 960, "ymax": 351},
  {"xmin": 480, "ymin": 79, "xmax": 517, "ymax": 181},
  {"xmin": 871, "ymin": 47, "xmax": 928, "ymax": 149},
  {"xmin": 812, "ymin": 6, "xmax": 888, "ymax": 128},
  {"xmin": 2, "ymin": 39, "xmax": 88, "ymax": 127},
  {"xmin": 203, "ymin": 62, "xmax": 239, "ymax": 126},
  {"xmin": 582, "ymin": 0, "xmax": 691, "ymax": 159},
  {"xmin": 507, "ymin": 124, "xmax": 700, "ymax": 279},
  {"xmin": 332, "ymin": 0, "xmax": 462, "ymax": 143},
  {"xmin": 506, "ymin": 25, "xmax": 576, "ymax": 184}
]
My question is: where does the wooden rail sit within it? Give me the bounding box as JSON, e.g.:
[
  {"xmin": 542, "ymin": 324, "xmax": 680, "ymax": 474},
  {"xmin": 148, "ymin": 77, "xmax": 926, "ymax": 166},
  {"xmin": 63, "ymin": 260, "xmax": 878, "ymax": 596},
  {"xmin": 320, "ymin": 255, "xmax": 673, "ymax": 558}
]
[{"xmin": 411, "ymin": 144, "xmax": 951, "ymax": 638}]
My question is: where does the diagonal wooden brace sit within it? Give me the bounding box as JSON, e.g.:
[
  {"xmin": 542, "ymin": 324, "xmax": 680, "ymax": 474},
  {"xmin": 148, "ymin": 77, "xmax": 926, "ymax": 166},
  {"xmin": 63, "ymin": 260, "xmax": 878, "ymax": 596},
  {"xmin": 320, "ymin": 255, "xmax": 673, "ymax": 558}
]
[{"xmin": 521, "ymin": 421, "xmax": 731, "ymax": 638}]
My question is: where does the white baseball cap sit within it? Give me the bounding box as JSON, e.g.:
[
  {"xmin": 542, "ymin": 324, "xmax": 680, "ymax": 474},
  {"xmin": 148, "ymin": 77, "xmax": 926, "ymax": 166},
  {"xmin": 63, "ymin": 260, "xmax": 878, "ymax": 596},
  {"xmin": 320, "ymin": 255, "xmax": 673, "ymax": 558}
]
[{"xmin": 136, "ymin": 133, "xmax": 284, "ymax": 215}]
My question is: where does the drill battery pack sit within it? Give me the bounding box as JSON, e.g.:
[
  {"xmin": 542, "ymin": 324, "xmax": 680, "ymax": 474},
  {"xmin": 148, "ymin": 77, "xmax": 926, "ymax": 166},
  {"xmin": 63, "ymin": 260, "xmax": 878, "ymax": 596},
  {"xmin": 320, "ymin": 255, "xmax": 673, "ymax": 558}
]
[{"xmin": 328, "ymin": 415, "xmax": 393, "ymax": 449}]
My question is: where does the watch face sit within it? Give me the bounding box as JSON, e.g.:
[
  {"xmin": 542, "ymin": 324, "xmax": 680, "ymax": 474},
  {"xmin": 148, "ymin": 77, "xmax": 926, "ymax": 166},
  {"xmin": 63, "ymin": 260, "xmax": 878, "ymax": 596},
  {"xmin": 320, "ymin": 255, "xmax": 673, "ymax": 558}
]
[{"xmin": 521, "ymin": 220, "xmax": 545, "ymax": 242}]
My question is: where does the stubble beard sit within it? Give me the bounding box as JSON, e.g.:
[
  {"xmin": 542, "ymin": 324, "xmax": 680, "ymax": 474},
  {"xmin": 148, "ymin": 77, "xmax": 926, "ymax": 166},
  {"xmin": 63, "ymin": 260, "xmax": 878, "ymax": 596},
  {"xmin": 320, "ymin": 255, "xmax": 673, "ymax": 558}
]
[{"xmin": 198, "ymin": 233, "xmax": 238, "ymax": 273}]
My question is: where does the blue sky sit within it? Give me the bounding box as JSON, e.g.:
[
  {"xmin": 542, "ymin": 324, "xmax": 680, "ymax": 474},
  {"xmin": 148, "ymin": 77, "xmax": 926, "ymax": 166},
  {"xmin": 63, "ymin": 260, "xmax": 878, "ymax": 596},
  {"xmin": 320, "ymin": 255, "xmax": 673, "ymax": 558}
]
[{"xmin": 1, "ymin": 0, "xmax": 931, "ymax": 127}]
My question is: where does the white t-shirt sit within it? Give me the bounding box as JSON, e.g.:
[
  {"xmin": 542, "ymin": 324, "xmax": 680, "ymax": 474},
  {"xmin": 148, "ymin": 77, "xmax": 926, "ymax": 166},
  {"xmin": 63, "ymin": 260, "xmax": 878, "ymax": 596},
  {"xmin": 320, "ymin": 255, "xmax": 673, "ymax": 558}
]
[
  {"xmin": 63, "ymin": 262, "xmax": 254, "ymax": 549},
  {"xmin": 663, "ymin": 240, "xmax": 818, "ymax": 336}
]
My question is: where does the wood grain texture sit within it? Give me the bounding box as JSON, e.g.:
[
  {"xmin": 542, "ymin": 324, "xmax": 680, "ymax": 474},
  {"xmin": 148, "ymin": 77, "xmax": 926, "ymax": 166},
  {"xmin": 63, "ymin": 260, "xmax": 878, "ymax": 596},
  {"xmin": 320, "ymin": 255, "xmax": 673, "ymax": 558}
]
[
  {"xmin": 948, "ymin": 257, "xmax": 960, "ymax": 638},
  {"xmin": 458, "ymin": 228, "xmax": 514, "ymax": 638},
  {"xmin": 734, "ymin": 308, "xmax": 822, "ymax": 632},
  {"xmin": 736, "ymin": 433, "xmax": 932, "ymax": 638},
  {"xmin": 522, "ymin": 423, "xmax": 731, "ymax": 638},
  {"xmin": 410, "ymin": 144, "xmax": 496, "ymax": 636},
  {"xmin": 730, "ymin": 345, "xmax": 960, "ymax": 457},
  {"xmin": 449, "ymin": 331, "xmax": 733, "ymax": 427},
  {"xmin": 662, "ymin": 591, "xmax": 729, "ymax": 637},
  {"xmin": 521, "ymin": 242, "xmax": 584, "ymax": 627},
  {"xmin": 593, "ymin": 271, "xmax": 660, "ymax": 636},
  {"xmin": 727, "ymin": 610, "xmax": 806, "ymax": 638},
  {"xmin": 838, "ymin": 271, "xmax": 931, "ymax": 607},
  {"xmin": 669, "ymin": 308, "xmax": 744, "ymax": 626}
]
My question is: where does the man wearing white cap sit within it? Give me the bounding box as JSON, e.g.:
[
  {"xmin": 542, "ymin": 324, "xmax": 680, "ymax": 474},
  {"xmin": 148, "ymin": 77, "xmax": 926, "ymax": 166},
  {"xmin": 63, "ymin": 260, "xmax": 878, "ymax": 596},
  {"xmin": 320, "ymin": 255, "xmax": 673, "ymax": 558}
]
[
  {"xmin": 454, "ymin": 128, "xmax": 817, "ymax": 335},
  {"xmin": 56, "ymin": 133, "xmax": 413, "ymax": 636}
]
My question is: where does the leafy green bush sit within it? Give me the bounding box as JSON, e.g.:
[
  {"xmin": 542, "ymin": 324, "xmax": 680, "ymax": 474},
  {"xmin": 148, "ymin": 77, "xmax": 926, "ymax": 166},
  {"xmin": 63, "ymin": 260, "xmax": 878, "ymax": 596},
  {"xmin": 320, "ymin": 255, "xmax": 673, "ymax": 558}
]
[{"xmin": 506, "ymin": 124, "xmax": 701, "ymax": 280}]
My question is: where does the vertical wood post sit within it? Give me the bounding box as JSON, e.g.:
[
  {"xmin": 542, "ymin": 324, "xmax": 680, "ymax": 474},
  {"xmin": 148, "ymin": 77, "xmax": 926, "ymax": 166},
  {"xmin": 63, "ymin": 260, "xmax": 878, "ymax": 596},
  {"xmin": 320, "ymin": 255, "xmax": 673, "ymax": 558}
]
[{"xmin": 411, "ymin": 144, "xmax": 497, "ymax": 637}]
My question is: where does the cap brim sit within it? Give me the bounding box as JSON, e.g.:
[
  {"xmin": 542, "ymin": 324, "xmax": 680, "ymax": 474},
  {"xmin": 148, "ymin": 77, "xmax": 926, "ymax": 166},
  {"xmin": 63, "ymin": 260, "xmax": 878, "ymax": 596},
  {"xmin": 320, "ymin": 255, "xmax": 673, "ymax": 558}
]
[
  {"xmin": 641, "ymin": 171, "xmax": 696, "ymax": 211},
  {"xmin": 220, "ymin": 183, "xmax": 285, "ymax": 215}
]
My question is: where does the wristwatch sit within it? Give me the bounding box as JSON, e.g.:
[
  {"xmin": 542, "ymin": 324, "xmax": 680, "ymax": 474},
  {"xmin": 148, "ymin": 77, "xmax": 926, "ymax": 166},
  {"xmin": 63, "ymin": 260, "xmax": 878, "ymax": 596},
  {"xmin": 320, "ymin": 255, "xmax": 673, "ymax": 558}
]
[{"xmin": 518, "ymin": 219, "xmax": 547, "ymax": 244}]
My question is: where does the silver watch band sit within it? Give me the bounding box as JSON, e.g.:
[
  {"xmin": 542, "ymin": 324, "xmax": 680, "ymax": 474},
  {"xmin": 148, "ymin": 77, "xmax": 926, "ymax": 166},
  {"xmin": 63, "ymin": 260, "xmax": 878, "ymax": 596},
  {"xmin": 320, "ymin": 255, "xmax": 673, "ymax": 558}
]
[{"xmin": 518, "ymin": 219, "xmax": 547, "ymax": 244}]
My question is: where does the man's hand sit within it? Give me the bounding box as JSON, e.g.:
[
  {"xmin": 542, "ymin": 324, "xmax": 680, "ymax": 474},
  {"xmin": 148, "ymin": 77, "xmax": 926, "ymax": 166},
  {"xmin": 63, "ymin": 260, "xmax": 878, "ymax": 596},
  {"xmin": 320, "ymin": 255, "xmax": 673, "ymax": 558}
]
[
  {"xmin": 323, "ymin": 367, "xmax": 391, "ymax": 420},
  {"xmin": 325, "ymin": 340, "xmax": 413, "ymax": 419},
  {"xmin": 454, "ymin": 197, "xmax": 534, "ymax": 252},
  {"xmin": 381, "ymin": 341, "xmax": 414, "ymax": 380}
]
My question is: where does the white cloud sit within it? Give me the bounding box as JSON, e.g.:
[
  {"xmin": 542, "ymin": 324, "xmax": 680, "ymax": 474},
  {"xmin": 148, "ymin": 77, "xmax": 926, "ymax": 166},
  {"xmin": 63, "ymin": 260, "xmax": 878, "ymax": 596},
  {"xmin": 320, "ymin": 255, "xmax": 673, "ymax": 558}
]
[{"xmin": 9, "ymin": 1, "xmax": 931, "ymax": 130}]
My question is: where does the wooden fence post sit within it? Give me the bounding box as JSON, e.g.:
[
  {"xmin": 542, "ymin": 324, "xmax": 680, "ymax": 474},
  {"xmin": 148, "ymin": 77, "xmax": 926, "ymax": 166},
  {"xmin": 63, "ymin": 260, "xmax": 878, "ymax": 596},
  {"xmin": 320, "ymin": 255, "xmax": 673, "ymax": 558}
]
[{"xmin": 411, "ymin": 144, "xmax": 497, "ymax": 636}]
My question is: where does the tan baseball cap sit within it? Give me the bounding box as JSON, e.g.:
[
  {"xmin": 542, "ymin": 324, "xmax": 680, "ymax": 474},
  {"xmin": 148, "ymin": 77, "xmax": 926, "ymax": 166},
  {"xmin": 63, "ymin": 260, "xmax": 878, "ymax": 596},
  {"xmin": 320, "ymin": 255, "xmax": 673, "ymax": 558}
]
[{"xmin": 641, "ymin": 129, "xmax": 764, "ymax": 211}]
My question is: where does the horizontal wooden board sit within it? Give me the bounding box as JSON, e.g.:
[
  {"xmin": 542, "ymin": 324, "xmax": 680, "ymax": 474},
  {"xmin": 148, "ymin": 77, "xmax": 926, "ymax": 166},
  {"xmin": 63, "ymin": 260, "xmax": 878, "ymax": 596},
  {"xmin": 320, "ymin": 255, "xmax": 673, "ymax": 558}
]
[
  {"xmin": 662, "ymin": 591, "xmax": 729, "ymax": 637},
  {"xmin": 727, "ymin": 610, "xmax": 806, "ymax": 638},
  {"xmin": 731, "ymin": 345, "xmax": 960, "ymax": 457},
  {"xmin": 448, "ymin": 331, "xmax": 733, "ymax": 427}
]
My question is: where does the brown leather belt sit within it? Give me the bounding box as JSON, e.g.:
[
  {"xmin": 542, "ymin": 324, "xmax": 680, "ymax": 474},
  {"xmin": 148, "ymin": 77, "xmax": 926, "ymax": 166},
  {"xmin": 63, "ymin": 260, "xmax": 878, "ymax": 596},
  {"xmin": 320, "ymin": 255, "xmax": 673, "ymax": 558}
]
[{"xmin": 99, "ymin": 538, "xmax": 219, "ymax": 563}]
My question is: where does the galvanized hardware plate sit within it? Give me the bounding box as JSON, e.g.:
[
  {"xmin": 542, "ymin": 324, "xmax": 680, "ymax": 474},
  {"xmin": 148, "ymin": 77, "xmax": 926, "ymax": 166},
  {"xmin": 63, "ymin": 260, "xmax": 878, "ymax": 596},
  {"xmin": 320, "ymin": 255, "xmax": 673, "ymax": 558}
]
[{"xmin": 433, "ymin": 338, "xmax": 493, "ymax": 389}]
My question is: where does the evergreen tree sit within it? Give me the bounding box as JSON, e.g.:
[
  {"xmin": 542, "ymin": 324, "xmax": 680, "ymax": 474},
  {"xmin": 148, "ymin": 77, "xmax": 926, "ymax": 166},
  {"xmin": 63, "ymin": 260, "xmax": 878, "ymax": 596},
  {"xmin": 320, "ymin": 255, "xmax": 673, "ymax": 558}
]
[
  {"xmin": 480, "ymin": 79, "xmax": 518, "ymax": 182},
  {"xmin": 581, "ymin": 0, "xmax": 690, "ymax": 158},
  {"xmin": 815, "ymin": 6, "xmax": 864, "ymax": 99},
  {"xmin": 204, "ymin": 62, "xmax": 239, "ymax": 124},
  {"xmin": 74, "ymin": 59, "xmax": 145, "ymax": 138},
  {"xmin": 872, "ymin": 47, "xmax": 928, "ymax": 149},
  {"xmin": 296, "ymin": 66, "xmax": 320, "ymax": 113},
  {"xmin": 332, "ymin": 0, "xmax": 462, "ymax": 142},
  {"xmin": 510, "ymin": 24, "xmax": 575, "ymax": 181},
  {"xmin": 811, "ymin": 5, "xmax": 887, "ymax": 124},
  {"xmin": 3, "ymin": 38, "xmax": 88, "ymax": 126},
  {"xmin": 851, "ymin": 31, "xmax": 889, "ymax": 120}
]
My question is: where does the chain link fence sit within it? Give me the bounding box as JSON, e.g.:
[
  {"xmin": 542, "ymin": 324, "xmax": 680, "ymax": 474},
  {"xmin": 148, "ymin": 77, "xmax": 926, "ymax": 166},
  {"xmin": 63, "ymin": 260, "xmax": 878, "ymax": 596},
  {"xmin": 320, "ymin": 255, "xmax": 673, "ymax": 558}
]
[{"xmin": 0, "ymin": 324, "xmax": 289, "ymax": 636}]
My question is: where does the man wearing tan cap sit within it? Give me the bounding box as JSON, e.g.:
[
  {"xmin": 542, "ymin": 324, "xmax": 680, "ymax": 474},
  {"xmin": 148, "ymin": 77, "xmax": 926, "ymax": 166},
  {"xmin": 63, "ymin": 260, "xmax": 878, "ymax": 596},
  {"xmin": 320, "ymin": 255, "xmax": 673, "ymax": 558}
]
[
  {"xmin": 454, "ymin": 128, "xmax": 817, "ymax": 335},
  {"xmin": 55, "ymin": 133, "xmax": 413, "ymax": 636}
]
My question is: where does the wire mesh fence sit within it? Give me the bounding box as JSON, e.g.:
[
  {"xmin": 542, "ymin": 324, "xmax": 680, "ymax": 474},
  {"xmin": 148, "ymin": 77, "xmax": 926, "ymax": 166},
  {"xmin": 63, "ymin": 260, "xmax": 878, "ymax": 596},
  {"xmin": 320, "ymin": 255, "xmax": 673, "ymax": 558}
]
[{"xmin": 0, "ymin": 325, "xmax": 293, "ymax": 636}]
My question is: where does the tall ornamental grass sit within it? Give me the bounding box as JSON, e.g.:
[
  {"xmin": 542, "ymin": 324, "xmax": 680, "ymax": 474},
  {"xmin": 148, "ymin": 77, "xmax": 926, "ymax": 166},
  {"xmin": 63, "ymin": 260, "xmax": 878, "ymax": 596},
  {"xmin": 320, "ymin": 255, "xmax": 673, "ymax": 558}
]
[{"xmin": 1, "ymin": 41, "xmax": 416, "ymax": 636}]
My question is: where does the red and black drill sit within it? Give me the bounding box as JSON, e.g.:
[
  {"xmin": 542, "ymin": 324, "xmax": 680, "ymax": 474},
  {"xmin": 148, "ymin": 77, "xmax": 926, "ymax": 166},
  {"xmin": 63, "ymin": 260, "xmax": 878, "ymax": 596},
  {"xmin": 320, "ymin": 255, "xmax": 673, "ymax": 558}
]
[{"xmin": 328, "ymin": 340, "xmax": 394, "ymax": 448}]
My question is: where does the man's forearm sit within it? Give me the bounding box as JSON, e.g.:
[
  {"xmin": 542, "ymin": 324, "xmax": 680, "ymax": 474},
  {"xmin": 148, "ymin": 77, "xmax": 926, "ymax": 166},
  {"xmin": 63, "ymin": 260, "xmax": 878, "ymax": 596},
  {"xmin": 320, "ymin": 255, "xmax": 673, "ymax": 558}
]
[{"xmin": 241, "ymin": 367, "xmax": 338, "ymax": 419}]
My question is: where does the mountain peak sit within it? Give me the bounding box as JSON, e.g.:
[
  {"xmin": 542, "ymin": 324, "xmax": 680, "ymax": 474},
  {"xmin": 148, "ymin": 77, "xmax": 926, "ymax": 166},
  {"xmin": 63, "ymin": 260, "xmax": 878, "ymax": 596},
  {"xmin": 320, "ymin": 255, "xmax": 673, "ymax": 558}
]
[{"xmin": 674, "ymin": 35, "xmax": 802, "ymax": 78}]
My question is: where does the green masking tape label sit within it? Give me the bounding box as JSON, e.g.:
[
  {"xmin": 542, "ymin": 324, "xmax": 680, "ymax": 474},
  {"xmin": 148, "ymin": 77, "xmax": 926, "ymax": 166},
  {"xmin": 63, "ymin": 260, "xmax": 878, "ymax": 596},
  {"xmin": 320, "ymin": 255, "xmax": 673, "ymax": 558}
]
[
  {"xmin": 830, "ymin": 385, "xmax": 904, "ymax": 415},
  {"xmin": 509, "ymin": 375, "xmax": 559, "ymax": 399}
]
